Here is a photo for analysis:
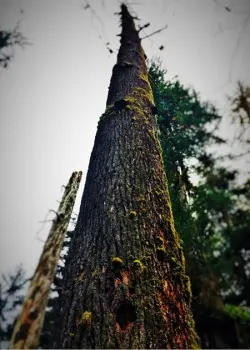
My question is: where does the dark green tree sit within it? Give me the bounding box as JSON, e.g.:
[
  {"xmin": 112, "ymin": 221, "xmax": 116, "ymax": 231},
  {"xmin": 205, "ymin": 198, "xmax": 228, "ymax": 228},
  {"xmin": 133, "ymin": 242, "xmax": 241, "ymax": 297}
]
[
  {"xmin": 149, "ymin": 60, "xmax": 250, "ymax": 348},
  {"xmin": 229, "ymin": 81, "xmax": 250, "ymax": 147},
  {"xmin": 0, "ymin": 23, "xmax": 29, "ymax": 68},
  {"xmin": 0, "ymin": 266, "xmax": 28, "ymax": 346}
]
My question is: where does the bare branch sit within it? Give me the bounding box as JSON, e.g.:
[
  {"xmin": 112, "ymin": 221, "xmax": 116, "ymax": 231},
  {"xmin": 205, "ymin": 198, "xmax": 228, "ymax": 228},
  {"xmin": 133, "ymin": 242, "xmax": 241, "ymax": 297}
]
[
  {"xmin": 141, "ymin": 24, "xmax": 168, "ymax": 40},
  {"xmin": 228, "ymin": 13, "xmax": 250, "ymax": 82},
  {"xmin": 0, "ymin": 22, "xmax": 31, "ymax": 68}
]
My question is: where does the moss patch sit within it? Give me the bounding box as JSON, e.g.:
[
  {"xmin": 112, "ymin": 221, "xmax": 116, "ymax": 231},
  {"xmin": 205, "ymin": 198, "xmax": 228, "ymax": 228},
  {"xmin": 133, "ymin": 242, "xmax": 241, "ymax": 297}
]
[
  {"xmin": 112, "ymin": 257, "xmax": 123, "ymax": 264},
  {"xmin": 78, "ymin": 311, "xmax": 92, "ymax": 327},
  {"xmin": 133, "ymin": 259, "xmax": 145, "ymax": 271},
  {"xmin": 128, "ymin": 210, "xmax": 137, "ymax": 218},
  {"xmin": 124, "ymin": 86, "xmax": 154, "ymax": 118}
]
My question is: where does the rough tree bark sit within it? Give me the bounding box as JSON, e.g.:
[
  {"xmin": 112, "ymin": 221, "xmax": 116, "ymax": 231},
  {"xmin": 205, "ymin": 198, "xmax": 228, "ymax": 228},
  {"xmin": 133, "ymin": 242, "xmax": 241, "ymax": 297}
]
[
  {"xmin": 9, "ymin": 171, "xmax": 82, "ymax": 349},
  {"xmin": 56, "ymin": 4, "xmax": 199, "ymax": 349}
]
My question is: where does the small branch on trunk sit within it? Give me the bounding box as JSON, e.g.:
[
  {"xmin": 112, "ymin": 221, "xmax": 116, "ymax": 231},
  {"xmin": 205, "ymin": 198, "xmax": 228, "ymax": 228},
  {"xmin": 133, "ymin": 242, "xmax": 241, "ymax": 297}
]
[{"xmin": 141, "ymin": 24, "xmax": 168, "ymax": 40}]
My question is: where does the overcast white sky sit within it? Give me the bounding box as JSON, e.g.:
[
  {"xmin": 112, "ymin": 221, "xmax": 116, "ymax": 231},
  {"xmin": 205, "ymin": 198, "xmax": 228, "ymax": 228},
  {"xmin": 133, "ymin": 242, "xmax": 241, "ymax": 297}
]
[{"xmin": 0, "ymin": 0, "xmax": 250, "ymax": 278}]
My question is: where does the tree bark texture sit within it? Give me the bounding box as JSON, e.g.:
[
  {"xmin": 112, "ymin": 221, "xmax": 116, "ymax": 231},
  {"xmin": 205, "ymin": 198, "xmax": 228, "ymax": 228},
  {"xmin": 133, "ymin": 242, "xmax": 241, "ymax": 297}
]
[
  {"xmin": 56, "ymin": 5, "xmax": 199, "ymax": 349},
  {"xmin": 9, "ymin": 171, "xmax": 82, "ymax": 349}
]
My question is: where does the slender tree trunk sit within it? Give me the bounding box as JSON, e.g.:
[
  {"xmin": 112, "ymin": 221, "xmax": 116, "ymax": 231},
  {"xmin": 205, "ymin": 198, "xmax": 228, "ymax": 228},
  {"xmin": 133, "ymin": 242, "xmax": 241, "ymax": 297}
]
[
  {"xmin": 9, "ymin": 171, "xmax": 82, "ymax": 349},
  {"xmin": 56, "ymin": 5, "xmax": 199, "ymax": 349}
]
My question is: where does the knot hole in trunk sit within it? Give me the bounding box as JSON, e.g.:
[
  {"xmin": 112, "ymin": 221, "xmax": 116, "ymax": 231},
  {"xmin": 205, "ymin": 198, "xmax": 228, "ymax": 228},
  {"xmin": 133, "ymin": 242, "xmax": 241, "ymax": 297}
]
[{"xmin": 116, "ymin": 301, "xmax": 136, "ymax": 331}]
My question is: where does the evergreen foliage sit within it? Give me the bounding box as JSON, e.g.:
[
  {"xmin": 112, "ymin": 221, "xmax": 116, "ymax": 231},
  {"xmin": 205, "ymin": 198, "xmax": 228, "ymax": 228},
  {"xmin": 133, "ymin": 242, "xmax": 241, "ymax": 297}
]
[
  {"xmin": 149, "ymin": 60, "xmax": 250, "ymax": 348},
  {"xmin": 0, "ymin": 266, "xmax": 28, "ymax": 344}
]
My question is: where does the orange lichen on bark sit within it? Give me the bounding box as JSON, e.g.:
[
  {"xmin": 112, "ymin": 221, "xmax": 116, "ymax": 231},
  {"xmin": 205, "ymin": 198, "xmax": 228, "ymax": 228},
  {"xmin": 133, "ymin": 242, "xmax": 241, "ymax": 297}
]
[
  {"xmin": 121, "ymin": 270, "xmax": 130, "ymax": 285},
  {"xmin": 115, "ymin": 321, "xmax": 134, "ymax": 334},
  {"xmin": 115, "ymin": 278, "xmax": 122, "ymax": 288}
]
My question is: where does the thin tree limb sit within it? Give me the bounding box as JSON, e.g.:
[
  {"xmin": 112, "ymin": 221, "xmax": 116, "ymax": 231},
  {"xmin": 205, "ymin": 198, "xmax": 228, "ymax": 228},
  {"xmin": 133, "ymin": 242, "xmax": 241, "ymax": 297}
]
[{"xmin": 141, "ymin": 24, "xmax": 168, "ymax": 40}]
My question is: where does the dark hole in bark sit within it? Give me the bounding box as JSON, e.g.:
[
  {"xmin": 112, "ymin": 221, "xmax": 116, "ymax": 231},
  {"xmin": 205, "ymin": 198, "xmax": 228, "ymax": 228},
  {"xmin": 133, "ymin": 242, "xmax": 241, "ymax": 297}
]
[
  {"xmin": 156, "ymin": 248, "xmax": 166, "ymax": 262},
  {"xmin": 112, "ymin": 259, "xmax": 123, "ymax": 278},
  {"xmin": 52, "ymin": 246, "xmax": 57, "ymax": 256},
  {"xmin": 116, "ymin": 301, "xmax": 136, "ymax": 330},
  {"xmin": 57, "ymin": 213, "xmax": 64, "ymax": 222},
  {"xmin": 129, "ymin": 286, "xmax": 135, "ymax": 295},
  {"xmin": 151, "ymin": 105, "xmax": 158, "ymax": 115},
  {"xmin": 114, "ymin": 270, "xmax": 122, "ymax": 279},
  {"xmin": 43, "ymin": 266, "xmax": 49, "ymax": 275},
  {"xmin": 114, "ymin": 99, "xmax": 128, "ymax": 110},
  {"xmin": 14, "ymin": 323, "xmax": 30, "ymax": 343},
  {"xmin": 31, "ymin": 286, "xmax": 40, "ymax": 299},
  {"xmin": 155, "ymin": 235, "xmax": 164, "ymax": 245},
  {"xmin": 29, "ymin": 308, "xmax": 39, "ymax": 320},
  {"xmin": 159, "ymin": 220, "xmax": 166, "ymax": 230}
]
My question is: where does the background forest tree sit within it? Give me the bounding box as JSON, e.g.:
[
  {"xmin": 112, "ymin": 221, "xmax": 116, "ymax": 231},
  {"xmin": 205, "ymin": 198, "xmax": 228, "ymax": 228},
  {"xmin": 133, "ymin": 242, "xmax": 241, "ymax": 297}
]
[
  {"xmin": 148, "ymin": 61, "xmax": 250, "ymax": 348},
  {"xmin": 0, "ymin": 23, "xmax": 29, "ymax": 68}
]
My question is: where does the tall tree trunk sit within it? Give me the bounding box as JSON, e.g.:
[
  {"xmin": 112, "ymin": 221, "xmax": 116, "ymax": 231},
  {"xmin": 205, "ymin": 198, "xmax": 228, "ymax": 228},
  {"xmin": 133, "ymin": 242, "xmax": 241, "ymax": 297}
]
[
  {"xmin": 9, "ymin": 171, "xmax": 82, "ymax": 349},
  {"xmin": 56, "ymin": 4, "xmax": 199, "ymax": 349}
]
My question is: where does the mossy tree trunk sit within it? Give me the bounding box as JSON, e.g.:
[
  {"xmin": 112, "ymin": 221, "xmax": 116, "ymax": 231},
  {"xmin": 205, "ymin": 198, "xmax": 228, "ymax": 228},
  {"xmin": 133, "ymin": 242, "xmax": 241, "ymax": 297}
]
[
  {"xmin": 55, "ymin": 4, "xmax": 199, "ymax": 349},
  {"xmin": 9, "ymin": 171, "xmax": 82, "ymax": 349}
]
